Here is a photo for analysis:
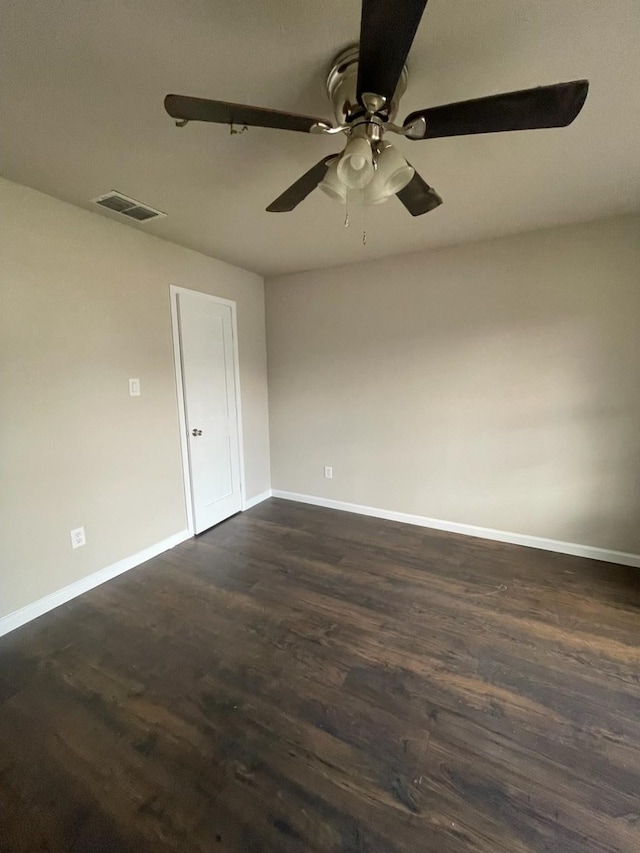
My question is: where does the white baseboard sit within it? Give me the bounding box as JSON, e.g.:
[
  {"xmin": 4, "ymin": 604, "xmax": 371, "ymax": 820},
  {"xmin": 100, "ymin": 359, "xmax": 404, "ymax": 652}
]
[
  {"xmin": 243, "ymin": 489, "xmax": 272, "ymax": 510},
  {"xmin": 271, "ymin": 490, "xmax": 640, "ymax": 569},
  {"xmin": 4, "ymin": 492, "xmax": 635, "ymax": 641},
  {"xmin": 0, "ymin": 529, "xmax": 192, "ymax": 639}
]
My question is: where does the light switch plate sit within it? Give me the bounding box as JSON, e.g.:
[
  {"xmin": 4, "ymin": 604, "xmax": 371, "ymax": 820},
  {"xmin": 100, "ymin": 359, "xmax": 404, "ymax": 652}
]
[
  {"xmin": 324, "ymin": 466, "xmax": 333, "ymax": 479},
  {"xmin": 129, "ymin": 378, "xmax": 141, "ymax": 396}
]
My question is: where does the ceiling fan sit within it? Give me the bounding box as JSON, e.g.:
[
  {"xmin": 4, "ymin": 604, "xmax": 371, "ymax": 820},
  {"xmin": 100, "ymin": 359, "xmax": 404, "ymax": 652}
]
[{"xmin": 164, "ymin": 0, "xmax": 588, "ymax": 217}]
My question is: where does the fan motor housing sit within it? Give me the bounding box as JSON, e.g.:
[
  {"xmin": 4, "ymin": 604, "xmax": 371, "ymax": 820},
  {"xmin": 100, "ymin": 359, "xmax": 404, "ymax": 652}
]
[{"xmin": 327, "ymin": 44, "xmax": 407, "ymax": 125}]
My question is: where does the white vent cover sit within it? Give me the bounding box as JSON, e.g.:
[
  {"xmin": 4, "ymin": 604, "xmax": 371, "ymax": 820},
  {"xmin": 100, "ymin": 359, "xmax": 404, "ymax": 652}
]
[{"xmin": 91, "ymin": 191, "xmax": 166, "ymax": 222}]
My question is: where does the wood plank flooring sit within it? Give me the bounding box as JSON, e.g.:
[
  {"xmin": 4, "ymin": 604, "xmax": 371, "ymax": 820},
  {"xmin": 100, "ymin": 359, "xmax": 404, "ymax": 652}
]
[{"xmin": 1, "ymin": 498, "xmax": 639, "ymax": 852}]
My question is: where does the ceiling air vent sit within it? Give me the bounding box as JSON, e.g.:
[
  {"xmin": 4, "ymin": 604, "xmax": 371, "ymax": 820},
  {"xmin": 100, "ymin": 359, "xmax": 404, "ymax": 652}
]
[{"xmin": 91, "ymin": 191, "xmax": 166, "ymax": 223}]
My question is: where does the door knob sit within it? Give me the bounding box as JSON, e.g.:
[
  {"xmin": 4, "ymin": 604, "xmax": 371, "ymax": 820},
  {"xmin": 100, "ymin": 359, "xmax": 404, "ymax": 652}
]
[{"xmin": 191, "ymin": 428, "xmax": 203, "ymax": 436}]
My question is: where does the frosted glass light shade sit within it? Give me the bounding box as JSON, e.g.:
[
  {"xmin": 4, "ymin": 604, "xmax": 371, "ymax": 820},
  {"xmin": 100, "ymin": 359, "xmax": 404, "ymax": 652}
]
[
  {"xmin": 337, "ymin": 137, "xmax": 374, "ymax": 189},
  {"xmin": 318, "ymin": 158, "xmax": 347, "ymax": 203},
  {"xmin": 365, "ymin": 143, "xmax": 415, "ymax": 205}
]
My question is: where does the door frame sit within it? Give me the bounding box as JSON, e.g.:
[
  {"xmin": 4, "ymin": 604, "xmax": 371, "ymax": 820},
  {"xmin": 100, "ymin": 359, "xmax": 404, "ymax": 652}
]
[{"xmin": 169, "ymin": 285, "xmax": 247, "ymax": 536}]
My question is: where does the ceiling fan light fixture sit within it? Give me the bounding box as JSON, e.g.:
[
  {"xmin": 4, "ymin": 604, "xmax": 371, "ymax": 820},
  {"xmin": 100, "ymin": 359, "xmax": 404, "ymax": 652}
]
[
  {"xmin": 365, "ymin": 143, "xmax": 415, "ymax": 205},
  {"xmin": 165, "ymin": 1, "xmax": 589, "ymax": 221},
  {"xmin": 318, "ymin": 158, "xmax": 347, "ymax": 203},
  {"xmin": 337, "ymin": 136, "xmax": 374, "ymax": 189}
]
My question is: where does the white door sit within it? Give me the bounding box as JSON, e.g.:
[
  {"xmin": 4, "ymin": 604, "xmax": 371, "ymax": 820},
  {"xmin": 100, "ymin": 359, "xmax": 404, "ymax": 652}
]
[{"xmin": 177, "ymin": 290, "xmax": 242, "ymax": 533}]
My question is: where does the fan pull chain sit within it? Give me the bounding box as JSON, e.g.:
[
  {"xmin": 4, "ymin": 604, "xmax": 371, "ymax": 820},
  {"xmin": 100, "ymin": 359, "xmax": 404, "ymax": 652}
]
[
  {"xmin": 362, "ymin": 199, "xmax": 367, "ymax": 246},
  {"xmin": 344, "ymin": 190, "xmax": 350, "ymax": 228}
]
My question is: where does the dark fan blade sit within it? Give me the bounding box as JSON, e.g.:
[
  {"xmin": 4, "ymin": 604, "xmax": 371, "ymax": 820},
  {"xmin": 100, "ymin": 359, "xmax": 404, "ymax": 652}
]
[
  {"xmin": 397, "ymin": 169, "xmax": 442, "ymax": 216},
  {"xmin": 403, "ymin": 80, "xmax": 589, "ymax": 139},
  {"xmin": 266, "ymin": 156, "xmax": 337, "ymax": 213},
  {"xmin": 357, "ymin": 0, "xmax": 428, "ymax": 105},
  {"xmin": 164, "ymin": 94, "xmax": 328, "ymax": 134}
]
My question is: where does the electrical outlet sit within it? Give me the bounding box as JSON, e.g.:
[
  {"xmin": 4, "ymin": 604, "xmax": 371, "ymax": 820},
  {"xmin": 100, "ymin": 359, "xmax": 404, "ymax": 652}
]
[
  {"xmin": 70, "ymin": 527, "xmax": 86, "ymax": 549},
  {"xmin": 324, "ymin": 466, "xmax": 333, "ymax": 479},
  {"xmin": 129, "ymin": 378, "xmax": 141, "ymax": 396}
]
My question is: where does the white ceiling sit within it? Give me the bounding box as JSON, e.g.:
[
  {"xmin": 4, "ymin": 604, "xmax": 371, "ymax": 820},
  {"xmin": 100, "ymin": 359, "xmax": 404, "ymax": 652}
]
[{"xmin": 1, "ymin": 0, "xmax": 639, "ymax": 276}]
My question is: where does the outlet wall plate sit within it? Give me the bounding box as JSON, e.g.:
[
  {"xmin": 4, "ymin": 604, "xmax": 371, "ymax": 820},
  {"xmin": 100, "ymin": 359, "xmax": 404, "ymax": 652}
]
[{"xmin": 70, "ymin": 527, "xmax": 86, "ymax": 549}]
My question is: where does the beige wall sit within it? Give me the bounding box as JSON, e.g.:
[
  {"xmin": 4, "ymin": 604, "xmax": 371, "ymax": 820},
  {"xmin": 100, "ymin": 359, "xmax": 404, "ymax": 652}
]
[
  {"xmin": 0, "ymin": 178, "xmax": 270, "ymax": 618},
  {"xmin": 266, "ymin": 214, "xmax": 640, "ymax": 555}
]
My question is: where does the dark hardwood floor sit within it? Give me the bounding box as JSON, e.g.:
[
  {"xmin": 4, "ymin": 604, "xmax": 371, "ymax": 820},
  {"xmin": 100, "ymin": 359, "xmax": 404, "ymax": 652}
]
[{"xmin": 1, "ymin": 499, "xmax": 639, "ymax": 853}]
